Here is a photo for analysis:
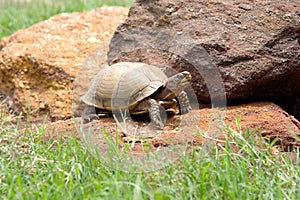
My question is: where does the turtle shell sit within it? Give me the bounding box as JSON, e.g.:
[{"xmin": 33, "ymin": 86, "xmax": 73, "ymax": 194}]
[{"xmin": 81, "ymin": 62, "xmax": 168, "ymax": 111}]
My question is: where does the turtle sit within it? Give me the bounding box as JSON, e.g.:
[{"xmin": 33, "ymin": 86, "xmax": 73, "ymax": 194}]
[{"xmin": 81, "ymin": 62, "xmax": 192, "ymax": 129}]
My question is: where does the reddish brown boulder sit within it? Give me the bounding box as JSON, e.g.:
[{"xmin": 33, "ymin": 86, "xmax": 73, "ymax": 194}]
[
  {"xmin": 107, "ymin": 0, "xmax": 300, "ymax": 119},
  {"xmin": 0, "ymin": 7, "xmax": 129, "ymax": 121},
  {"xmin": 43, "ymin": 102, "xmax": 300, "ymax": 153}
]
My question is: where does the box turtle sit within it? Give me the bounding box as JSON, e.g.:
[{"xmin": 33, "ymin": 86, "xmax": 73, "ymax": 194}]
[{"xmin": 81, "ymin": 62, "xmax": 192, "ymax": 129}]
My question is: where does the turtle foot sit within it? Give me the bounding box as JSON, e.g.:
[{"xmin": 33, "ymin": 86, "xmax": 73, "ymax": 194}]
[
  {"xmin": 82, "ymin": 106, "xmax": 99, "ymax": 123},
  {"xmin": 180, "ymin": 105, "xmax": 192, "ymax": 115},
  {"xmin": 150, "ymin": 120, "xmax": 164, "ymax": 130},
  {"xmin": 82, "ymin": 114, "xmax": 99, "ymax": 124},
  {"xmin": 177, "ymin": 91, "xmax": 192, "ymax": 115}
]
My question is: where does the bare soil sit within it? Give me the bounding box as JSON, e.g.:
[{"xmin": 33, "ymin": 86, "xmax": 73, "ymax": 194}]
[{"xmin": 39, "ymin": 102, "xmax": 300, "ymax": 158}]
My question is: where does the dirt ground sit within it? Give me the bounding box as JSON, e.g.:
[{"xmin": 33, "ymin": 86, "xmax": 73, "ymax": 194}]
[{"xmin": 34, "ymin": 102, "xmax": 299, "ymax": 163}]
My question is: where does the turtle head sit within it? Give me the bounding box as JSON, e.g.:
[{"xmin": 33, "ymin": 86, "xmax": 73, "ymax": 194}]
[
  {"xmin": 166, "ymin": 71, "xmax": 191, "ymax": 91},
  {"xmin": 158, "ymin": 71, "xmax": 191, "ymax": 99}
]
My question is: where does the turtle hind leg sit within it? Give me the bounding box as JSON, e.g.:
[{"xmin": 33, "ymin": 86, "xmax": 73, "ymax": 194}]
[
  {"xmin": 81, "ymin": 105, "xmax": 99, "ymax": 123},
  {"xmin": 132, "ymin": 98, "xmax": 166, "ymax": 129},
  {"xmin": 177, "ymin": 91, "xmax": 192, "ymax": 114},
  {"xmin": 135, "ymin": 98, "xmax": 165, "ymax": 129}
]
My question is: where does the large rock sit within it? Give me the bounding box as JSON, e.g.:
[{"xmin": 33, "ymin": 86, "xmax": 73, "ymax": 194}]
[
  {"xmin": 0, "ymin": 7, "xmax": 129, "ymax": 121},
  {"xmin": 43, "ymin": 102, "xmax": 300, "ymax": 152},
  {"xmin": 108, "ymin": 0, "xmax": 300, "ymax": 118}
]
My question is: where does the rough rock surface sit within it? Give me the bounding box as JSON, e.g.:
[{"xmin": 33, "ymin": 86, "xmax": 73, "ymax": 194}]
[
  {"xmin": 0, "ymin": 7, "xmax": 129, "ymax": 121},
  {"xmin": 108, "ymin": 0, "xmax": 300, "ymax": 119},
  {"xmin": 42, "ymin": 102, "xmax": 300, "ymax": 154}
]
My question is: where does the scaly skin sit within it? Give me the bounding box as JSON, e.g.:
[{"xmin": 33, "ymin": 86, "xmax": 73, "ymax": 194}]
[
  {"xmin": 147, "ymin": 98, "xmax": 164, "ymax": 129},
  {"xmin": 177, "ymin": 91, "xmax": 192, "ymax": 114}
]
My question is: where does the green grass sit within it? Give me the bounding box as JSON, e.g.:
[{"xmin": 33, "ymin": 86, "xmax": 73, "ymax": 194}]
[
  {"xmin": 1, "ymin": 112, "xmax": 300, "ymax": 199},
  {"xmin": 0, "ymin": 0, "xmax": 134, "ymax": 39}
]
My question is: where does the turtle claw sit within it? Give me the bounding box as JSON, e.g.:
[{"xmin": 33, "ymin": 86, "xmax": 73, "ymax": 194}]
[
  {"xmin": 150, "ymin": 120, "xmax": 164, "ymax": 130},
  {"xmin": 82, "ymin": 106, "xmax": 99, "ymax": 123},
  {"xmin": 180, "ymin": 105, "xmax": 192, "ymax": 115},
  {"xmin": 82, "ymin": 114, "xmax": 99, "ymax": 123}
]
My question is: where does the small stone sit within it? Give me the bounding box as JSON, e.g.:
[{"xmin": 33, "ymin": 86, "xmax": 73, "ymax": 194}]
[
  {"xmin": 19, "ymin": 82, "xmax": 25, "ymax": 88},
  {"xmin": 87, "ymin": 37, "xmax": 101, "ymax": 43},
  {"xmin": 238, "ymin": 4, "xmax": 253, "ymax": 11}
]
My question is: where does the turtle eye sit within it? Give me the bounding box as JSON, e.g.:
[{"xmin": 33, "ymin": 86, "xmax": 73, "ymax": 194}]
[
  {"xmin": 178, "ymin": 74, "xmax": 185, "ymax": 80},
  {"xmin": 176, "ymin": 74, "xmax": 187, "ymax": 83}
]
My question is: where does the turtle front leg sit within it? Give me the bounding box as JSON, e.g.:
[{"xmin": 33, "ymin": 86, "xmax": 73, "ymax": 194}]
[
  {"xmin": 177, "ymin": 91, "xmax": 192, "ymax": 114},
  {"xmin": 145, "ymin": 98, "xmax": 164, "ymax": 129},
  {"xmin": 82, "ymin": 105, "xmax": 99, "ymax": 123}
]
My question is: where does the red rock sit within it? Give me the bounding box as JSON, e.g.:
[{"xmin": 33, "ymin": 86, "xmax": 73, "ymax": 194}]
[
  {"xmin": 42, "ymin": 102, "xmax": 300, "ymax": 153},
  {"xmin": 0, "ymin": 7, "xmax": 129, "ymax": 121},
  {"xmin": 108, "ymin": 0, "xmax": 300, "ymax": 119}
]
